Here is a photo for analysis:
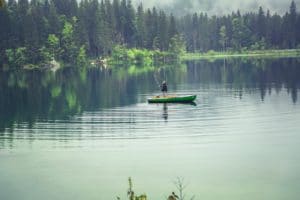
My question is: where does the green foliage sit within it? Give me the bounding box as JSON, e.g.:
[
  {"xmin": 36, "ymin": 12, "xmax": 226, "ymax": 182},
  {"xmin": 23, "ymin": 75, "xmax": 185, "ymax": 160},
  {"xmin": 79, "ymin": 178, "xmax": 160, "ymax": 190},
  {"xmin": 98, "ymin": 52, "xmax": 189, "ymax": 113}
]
[
  {"xmin": 5, "ymin": 47, "xmax": 28, "ymax": 68},
  {"xmin": 66, "ymin": 89, "xmax": 77, "ymax": 109},
  {"xmin": 111, "ymin": 45, "xmax": 156, "ymax": 66},
  {"xmin": 250, "ymin": 38, "xmax": 267, "ymax": 50},
  {"xmin": 5, "ymin": 49, "xmax": 14, "ymax": 66},
  {"xmin": 219, "ymin": 25, "xmax": 228, "ymax": 51},
  {"xmin": 61, "ymin": 19, "xmax": 78, "ymax": 64},
  {"xmin": 15, "ymin": 47, "xmax": 28, "ymax": 67},
  {"xmin": 111, "ymin": 45, "xmax": 129, "ymax": 63},
  {"xmin": 51, "ymin": 85, "xmax": 62, "ymax": 98},
  {"xmin": 169, "ymin": 34, "xmax": 186, "ymax": 58},
  {"xmin": 47, "ymin": 34, "xmax": 60, "ymax": 59},
  {"xmin": 39, "ymin": 46, "xmax": 52, "ymax": 63},
  {"xmin": 62, "ymin": 21, "xmax": 74, "ymax": 41},
  {"xmin": 231, "ymin": 18, "xmax": 243, "ymax": 49},
  {"xmin": 76, "ymin": 46, "xmax": 88, "ymax": 67},
  {"xmin": 126, "ymin": 177, "xmax": 148, "ymax": 200},
  {"xmin": 109, "ymin": 45, "xmax": 182, "ymax": 67},
  {"xmin": 207, "ymin": 50, "xmax": 216, "ymax": 55},
  {"xmin": 117, "ymin": 177, "xmax": 195, "ymax": 200}
]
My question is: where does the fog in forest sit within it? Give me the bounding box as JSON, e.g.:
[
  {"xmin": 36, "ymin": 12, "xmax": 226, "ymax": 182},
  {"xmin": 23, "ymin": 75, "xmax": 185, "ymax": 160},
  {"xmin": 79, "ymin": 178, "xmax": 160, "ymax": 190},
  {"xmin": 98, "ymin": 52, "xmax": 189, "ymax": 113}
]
[{"xmin": 133, "ymin": 0, "xmax": 300, "ymax": 15}]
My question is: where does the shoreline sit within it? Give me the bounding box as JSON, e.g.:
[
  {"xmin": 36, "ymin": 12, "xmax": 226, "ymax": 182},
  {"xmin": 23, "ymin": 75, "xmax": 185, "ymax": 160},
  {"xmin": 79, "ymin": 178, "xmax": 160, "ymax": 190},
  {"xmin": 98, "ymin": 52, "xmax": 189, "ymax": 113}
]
[{"xmin": 181, "ymin": 49, "xmax": 300, "ymax": 60}]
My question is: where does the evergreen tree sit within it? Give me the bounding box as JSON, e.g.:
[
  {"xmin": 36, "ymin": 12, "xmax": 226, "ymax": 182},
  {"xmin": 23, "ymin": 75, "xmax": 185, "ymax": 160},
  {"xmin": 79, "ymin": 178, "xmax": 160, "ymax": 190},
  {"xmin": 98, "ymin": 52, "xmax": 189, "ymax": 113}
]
[
  {"xmin": 158, "ymin": 11, "xmax": 168, "ymax": 50},
  {"xmin": 297, "ymin": 11, "xmax": 300, "ymax": 46},
  {"xmin": 17, "ymin": 0, "xmax": 29, "ymax": 45},
  {"xmin": 219, "ymin": 25, "xmax": 228, "ymax": 51},
  {"xmin": 69, "ymin": 0, "xmax": 78, "ymax": 17},
  {"xmin": 76, "ymin": 0, "xmax": 90, "ymax": 53},
  {"xmin": 0, "ymin": 3, "xmax": 10, "ymax": 64},
  {"xmin": 231, "ymin": 17, "xmax": 251, "ymax": 50},
  {"xmin": 136, "ymin": 3, "xmax": 146, "ymax": 48},
  {"xmin": 256, "ymin": 6, "xmax": 266, "ymax": 40},
  {"xmin": 98, "ymin": 0, "xmax": 111, "ymax": 55},
  {"xmin": 47, "ymin": 0, "xmax": 61, "ymax": 35},
  {"xmin": 124, "ymin": 0, "xmax": 136, "ymax": 47},
  {"xmin": 112, "ymin": 0, "xmax": 120, "ymax": 30},
  {"xmin": 288, "ymin": 1, "xmax": 297, "ymax": 48},
  {"xmin": 265, "ymin": 10, "xmax": 272, "ymax": 47},
  {"xmin": 269, "ymin": 13, "xmax": 282, "ymax": 47},
  {"xmin": 7, "ymin": 0, "xmax": 18, "ymax": 47},
  {"xmin": 191, "ymin": 13, "xmax": 199, "ymax": 52},
  {"xmin": 87, "ymin": 0, "xmax": 101, "ymax": 57},
  {"xmin": 61, "ymin": 18, "xmax": 78, "ymax": 63},
  {"xmin": 168, "ymin": 14, "xmax": 177, "ymax": 39},
  {"xmin": 105, "ymin": 0, "xmax": 116, "ymax": 48}
]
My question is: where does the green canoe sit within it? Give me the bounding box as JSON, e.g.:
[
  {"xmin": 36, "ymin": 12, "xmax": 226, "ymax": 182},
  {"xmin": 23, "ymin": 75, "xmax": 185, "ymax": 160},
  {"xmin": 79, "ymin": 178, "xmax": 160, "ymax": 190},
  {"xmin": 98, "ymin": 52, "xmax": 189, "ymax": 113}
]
[{"xmin": 148, "ymin": 95, "xmax": 196, "ymax": 103}]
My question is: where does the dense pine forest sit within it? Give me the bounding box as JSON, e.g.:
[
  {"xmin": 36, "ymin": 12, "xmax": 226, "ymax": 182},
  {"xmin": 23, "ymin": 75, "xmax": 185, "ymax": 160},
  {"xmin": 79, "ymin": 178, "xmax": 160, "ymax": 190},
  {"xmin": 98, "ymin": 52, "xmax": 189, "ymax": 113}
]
[{"xmin": 0, "ymin": 0, "xmax": 300, "ymax": 68}]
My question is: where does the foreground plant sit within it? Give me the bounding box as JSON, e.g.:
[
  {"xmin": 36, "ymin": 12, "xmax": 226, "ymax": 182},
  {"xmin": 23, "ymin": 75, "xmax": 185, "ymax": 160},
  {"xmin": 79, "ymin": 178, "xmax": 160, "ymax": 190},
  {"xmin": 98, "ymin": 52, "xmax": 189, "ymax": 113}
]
[
  {"xmin": 117, "ymin": 177, "xmax": 195, "ymax": 200},
  {"xmin": 172, "ymin": 177, "xmax": 195, "ymax": 200},
  {"xmin": 116, "ymin": 177, "xmax": 147, "ymax": 200}
]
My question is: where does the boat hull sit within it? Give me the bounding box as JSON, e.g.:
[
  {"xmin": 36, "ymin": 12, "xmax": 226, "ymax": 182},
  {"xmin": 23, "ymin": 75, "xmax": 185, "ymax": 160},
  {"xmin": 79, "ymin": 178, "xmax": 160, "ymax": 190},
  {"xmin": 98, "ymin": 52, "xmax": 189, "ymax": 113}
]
[{"xmin": 148, "ymin": 95, "xmax": 196, "ymax": 103}]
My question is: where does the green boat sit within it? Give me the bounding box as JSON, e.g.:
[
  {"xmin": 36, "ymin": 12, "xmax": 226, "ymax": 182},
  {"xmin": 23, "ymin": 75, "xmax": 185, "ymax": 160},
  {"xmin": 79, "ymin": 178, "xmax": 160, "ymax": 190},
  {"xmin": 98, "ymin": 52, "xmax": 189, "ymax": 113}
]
[{"xmin": 148, "ymin": 95, "xmax": 197, "ymax": 103}]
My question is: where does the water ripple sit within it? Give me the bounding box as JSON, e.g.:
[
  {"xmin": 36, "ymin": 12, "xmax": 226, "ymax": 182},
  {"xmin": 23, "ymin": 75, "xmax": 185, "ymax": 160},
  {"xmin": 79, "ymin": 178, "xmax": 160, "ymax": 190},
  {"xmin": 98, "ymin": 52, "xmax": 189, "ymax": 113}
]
[{"xmin": 1, "ymin": 87, "xmax": 300, "ymax": 150}]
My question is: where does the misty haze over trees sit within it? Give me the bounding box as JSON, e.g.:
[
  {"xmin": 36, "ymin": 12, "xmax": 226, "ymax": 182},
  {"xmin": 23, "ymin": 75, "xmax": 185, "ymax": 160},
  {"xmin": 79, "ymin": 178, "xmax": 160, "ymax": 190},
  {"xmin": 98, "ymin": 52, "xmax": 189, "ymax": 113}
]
[
  {"xmin": 132, "ymin": 0, "xmax": 300, "ymax": 16},
  {"xmin": 0, "ymin": 0, "xmax": 300, "ymax": 68}
]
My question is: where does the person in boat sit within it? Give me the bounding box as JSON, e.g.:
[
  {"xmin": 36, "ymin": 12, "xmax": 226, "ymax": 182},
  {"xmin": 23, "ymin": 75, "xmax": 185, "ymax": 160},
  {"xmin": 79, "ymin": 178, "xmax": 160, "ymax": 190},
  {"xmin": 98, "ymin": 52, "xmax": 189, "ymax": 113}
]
[{"xmin": 161, "ymin": 80, "xmax": 168, "ymax": 97}]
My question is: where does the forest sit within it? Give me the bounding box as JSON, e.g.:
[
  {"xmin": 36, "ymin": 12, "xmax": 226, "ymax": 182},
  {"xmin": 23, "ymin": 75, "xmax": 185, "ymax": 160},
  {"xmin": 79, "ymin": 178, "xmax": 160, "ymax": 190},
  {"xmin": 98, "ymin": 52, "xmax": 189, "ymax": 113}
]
[{"xmin": 0, "ymin": 0, "xmax": 300, "ymax": 68}]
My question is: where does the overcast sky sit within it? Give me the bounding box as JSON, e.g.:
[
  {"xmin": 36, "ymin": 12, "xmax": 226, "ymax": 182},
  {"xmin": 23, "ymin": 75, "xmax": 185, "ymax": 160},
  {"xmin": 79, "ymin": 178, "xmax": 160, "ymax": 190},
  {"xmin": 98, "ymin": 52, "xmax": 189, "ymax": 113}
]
[{"xmin": 132, "ymin": 0, "xmax": 300, "ymax": 16}]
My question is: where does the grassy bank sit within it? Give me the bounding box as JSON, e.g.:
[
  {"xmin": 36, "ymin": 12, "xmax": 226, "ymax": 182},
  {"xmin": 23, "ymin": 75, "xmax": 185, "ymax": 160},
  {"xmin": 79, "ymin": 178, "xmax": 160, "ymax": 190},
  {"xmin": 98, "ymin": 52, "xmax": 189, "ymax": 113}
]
[{"xmin": 182, "ymin": 49, "xmax": 300, "ymax": 60}]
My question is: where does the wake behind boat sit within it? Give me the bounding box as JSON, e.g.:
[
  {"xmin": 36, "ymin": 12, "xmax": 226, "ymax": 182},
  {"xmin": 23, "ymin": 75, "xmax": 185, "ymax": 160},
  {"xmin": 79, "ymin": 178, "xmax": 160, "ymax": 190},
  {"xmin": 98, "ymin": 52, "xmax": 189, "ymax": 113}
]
[{"xmin": 148, "ymin": 94, "xmax": 197, "ymax": 103}]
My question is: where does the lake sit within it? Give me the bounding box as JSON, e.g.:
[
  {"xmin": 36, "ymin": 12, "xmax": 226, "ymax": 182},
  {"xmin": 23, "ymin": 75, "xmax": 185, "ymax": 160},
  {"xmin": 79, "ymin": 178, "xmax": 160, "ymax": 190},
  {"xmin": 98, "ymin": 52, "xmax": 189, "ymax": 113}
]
[{"xmin": 1, "ymin": 58, "xmax": 300, "ymax": 200}]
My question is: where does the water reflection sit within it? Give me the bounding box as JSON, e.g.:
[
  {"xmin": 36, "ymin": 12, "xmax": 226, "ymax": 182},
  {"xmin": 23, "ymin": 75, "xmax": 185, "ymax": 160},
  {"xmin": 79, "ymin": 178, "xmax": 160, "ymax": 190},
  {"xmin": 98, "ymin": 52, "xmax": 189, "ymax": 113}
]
[
  {"xmin": 163, "ymin": 103, "xmax": 168, "ymax": 121},
  {"xmin": 186, "ymin": 57, "xmax": 300, "ymax": 102},
  {"xmin": 0, "ymin": 57, "xmax": 299, "ymax": 135},
  {"xmin": 1, "ymin": 58, "xmax": 300, "ymax": 200},
  {"xmin": 160, "ymin": 102, "xmax": 197, "ymax": 121}
]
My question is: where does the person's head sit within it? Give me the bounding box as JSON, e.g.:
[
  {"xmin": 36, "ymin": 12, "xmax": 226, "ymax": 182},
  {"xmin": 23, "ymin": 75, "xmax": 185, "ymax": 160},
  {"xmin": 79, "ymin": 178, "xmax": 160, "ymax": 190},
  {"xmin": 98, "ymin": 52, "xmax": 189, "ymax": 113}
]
[{"xmin": 162, "ymin": 81, "xmax": 166, "ymax": 84}]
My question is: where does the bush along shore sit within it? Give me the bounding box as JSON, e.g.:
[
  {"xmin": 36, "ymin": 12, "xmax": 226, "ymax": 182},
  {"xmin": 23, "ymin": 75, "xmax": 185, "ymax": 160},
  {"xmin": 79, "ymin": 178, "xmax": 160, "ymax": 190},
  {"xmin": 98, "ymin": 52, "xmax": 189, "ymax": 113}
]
[
  {"xmin": 2, "ymin": 45, "xmax": 300, "ymax": 70},
  {"xmin": 106, "ymin": 40, "xmax": 185, "ymax": 67}
]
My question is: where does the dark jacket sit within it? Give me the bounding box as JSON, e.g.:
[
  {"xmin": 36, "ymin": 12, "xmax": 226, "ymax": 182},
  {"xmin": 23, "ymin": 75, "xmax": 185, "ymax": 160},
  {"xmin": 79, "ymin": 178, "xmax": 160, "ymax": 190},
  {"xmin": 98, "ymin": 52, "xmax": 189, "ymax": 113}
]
[{"xmin": 161, "ymin": 82, "xmax": 168, "ymax": 92}]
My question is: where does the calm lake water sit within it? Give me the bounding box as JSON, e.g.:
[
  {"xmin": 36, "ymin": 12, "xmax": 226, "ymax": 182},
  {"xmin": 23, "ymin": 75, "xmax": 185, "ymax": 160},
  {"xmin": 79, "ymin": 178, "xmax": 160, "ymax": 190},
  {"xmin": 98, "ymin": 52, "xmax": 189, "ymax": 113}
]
[{"xmin": 1, "ymin": 58, "xmax": 300, "ymax": 200}]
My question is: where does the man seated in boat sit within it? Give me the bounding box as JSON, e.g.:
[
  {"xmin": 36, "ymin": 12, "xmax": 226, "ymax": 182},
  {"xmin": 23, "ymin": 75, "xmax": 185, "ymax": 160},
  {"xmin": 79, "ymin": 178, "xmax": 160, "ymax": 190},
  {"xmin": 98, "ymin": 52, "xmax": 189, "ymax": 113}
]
[{"xmin": 161, "ymin": 81, "xmax": 168, "ymax": 97}]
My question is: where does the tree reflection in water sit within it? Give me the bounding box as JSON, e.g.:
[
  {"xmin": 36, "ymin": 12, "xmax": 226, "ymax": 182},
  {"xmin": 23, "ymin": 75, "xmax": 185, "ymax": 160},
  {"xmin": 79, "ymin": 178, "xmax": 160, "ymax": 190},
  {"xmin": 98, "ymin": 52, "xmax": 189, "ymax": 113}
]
[{"xmin": 0, "ymin": 57, "xmax": 299, "ymax": 133}]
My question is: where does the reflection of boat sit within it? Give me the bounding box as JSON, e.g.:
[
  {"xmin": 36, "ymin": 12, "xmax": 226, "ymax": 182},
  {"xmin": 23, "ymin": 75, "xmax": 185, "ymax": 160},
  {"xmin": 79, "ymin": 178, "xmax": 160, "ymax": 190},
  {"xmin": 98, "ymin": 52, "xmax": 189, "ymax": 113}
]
[{"xmin": 148, "ymin": 95, "xmax": 197, "ymax": 103}]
